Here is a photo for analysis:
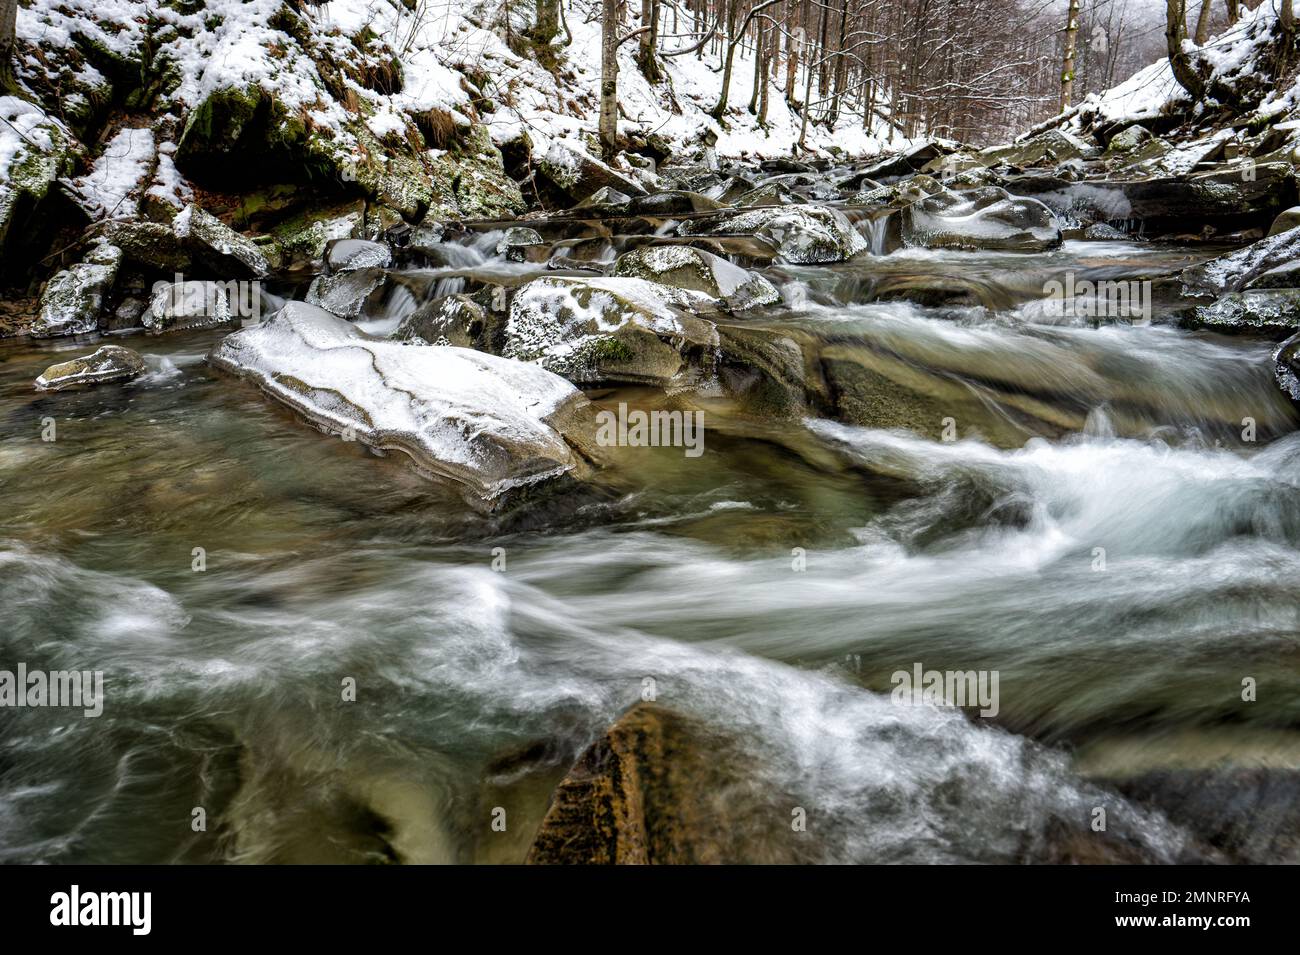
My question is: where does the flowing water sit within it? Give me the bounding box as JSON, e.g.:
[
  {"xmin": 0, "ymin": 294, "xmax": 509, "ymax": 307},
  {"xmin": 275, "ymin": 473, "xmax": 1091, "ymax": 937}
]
[{"xmin": 2, "ymin": 228, "xmax": 1299, "ymax": 863}]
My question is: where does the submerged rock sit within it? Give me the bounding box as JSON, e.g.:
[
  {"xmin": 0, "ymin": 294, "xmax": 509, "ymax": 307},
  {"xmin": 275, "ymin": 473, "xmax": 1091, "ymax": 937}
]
[
  {"xmin": 35, "ymin": 344, "xmax": 146, "ymax": 391},
  {"xmin": 902, "ymin": 185, "xmax": 1062, "ymax": 252},
  {"xmin": 680, "ymin": 205, "xmax": 867, "ymax": 264},
  {"xmin": 30, "ymin": 245, "xmax": 122, "ymax": 338},
  {"xmin": 209, "ymin": 302, "xmax": 592, "ymax": 500},
  {"xmin": 504, "ymin": 276, "xmax": 719, "ymax": 386},
  {"xmin": 610, "ymin": 245, "xmax": 779, "ymax": 310}
]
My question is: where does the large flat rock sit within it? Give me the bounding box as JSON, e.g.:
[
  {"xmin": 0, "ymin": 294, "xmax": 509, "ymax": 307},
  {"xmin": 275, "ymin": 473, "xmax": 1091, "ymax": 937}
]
[{"xmin": 209, "ymin": 302, "xmax": 593, "ymax": 500}]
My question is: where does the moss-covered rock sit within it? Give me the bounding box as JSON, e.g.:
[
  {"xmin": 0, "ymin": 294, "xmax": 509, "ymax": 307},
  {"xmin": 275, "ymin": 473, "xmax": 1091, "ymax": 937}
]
[
  {"xmin": 503, "ymin": 276, "xmax": 719, "ymax": 387},
  {"xmin": 427, "ymin": 125, "xmax": 526, "ymax": 220},
  {"xmin": 35, "ymin": 344, "xmax": 147, "ymax": 391}
]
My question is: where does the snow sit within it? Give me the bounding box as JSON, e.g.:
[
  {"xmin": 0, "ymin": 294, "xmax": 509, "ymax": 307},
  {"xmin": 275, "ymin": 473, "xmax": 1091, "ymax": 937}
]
[
  {"xmin": 0, "ymin": 96, "xmax": 58, "ymax": 185},
  {"xmin": 146, "ymin": 142, "xmax": 194, "ymax": 212},
  {"xmin": 11, "ymin": 0, "xmax": 906, "ymax": 195},
  {"xmin": 1074, "ymin": 3, "xmax": 1282, "ymax": 128},
  {"xmin": 209, "ymin": 301, "xmax": 585, "ymax": 498},
  {"xmin": 71, "ymin": 127, "xmax": 155, "ymax": 218}
]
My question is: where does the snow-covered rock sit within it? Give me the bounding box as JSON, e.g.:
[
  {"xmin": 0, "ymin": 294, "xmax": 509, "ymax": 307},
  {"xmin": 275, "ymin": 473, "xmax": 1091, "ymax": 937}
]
[
  {"xmin": 0, "ymin": 97, "xmax": 76, "ymax": 256},
  {"xmin": 1182, "ymin": 291, "xmax": 1300, "ymax": 337},
  {"xmin": 35, "ymin": 345, "xmax": 146, "ymax": 391},
  {"xmin": 305, "ymin": 269, "xmax": 389, "ymax": 320},
  {"xmin": 395, "ymin": 294, "xmax": 492, "ymax": 349},
  {"xmin": 174, "ymin": 205, "xmax": 270, "ymax": 278},
  {"xmin": 504, "ymin": 276, "xmax": 719, "ymax": 386},
  {"xmin": 143, "ymin": 281, "xmax": 232, "ymax": 334},
  {"xmin": 325, "ymin": 238, "xmax": 392, "ymax": 273},
  {"xmin": 30, "ymin": 245, "xmax": 121, "ymax": 338},
  {"xmin": 902, "ymin": 185, "xmax": 1062, "ymax": 253},
  {"xmin": 208, "ymin": 302, "xmax": 592, "ymax": 499},
  {"xmin": 680, "ymin": 205, "xmax": 868, "ymax": 264},
  {"xmin": 610, "ymin": 246, "xmax": 779, "ymax": 311},
  {"xmin": 1181, "ymin": 225, "xmax": 1300, "ymax": 294},
  {"xmin": 539, "ymin": 141, "xmax": 649, "ymax": 202},
  {"xmin": 1273, "ymin": 331, "xmax": 1300, "ymax": 403}
]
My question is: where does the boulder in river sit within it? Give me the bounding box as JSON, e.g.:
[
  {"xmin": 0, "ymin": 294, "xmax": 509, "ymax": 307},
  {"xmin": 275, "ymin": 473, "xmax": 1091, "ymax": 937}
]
[
  {"xmin": 324, "ymin": 238, "xmax": 392, "ymax": 273},
  {"xmin": 495, "ymin": 226, "xmax": 545, "ymax": 263},
  {"xmin": 679, "ymin": 205, "xmax": 867, "ymax": 264},
  {"xmin": 1180, "ymin": 224, "xmax": 1300, "ymax": 295},
  {"xmin": 35, "ymin": 344, "xmax": 147, "ymax": 391},
  {"xmin": 209, "ymin": 302, "xmax": 594, "ymax": 500},
  {"xmin": 305, "ymin": 269, "xmax": 390, "ymax": 320},
  {"xmin": 394, "ymin": 293, "xmax": 493, "ymax": 349},
  {"xmin": 503, "ymin": 276, "xmax": 719, "ymax": 386},
  {"xmin": 30, "ymin": 244, "xmax": 122, "ymax": 338},
  {"xmin": 1181, "ymin": 290, "xmax": 1300, "ymax": 338},
  {"xmin": 902, "ymin": 185, "xmax": 1062, "ymax": 252},
  {"xmin": 142, "ymin": 280, "xmax": 233, "ymax": 334},
  {"xmin": 610, "ymin": 245, "xmax": 780, "ymax": 311},
  {"xmin": 526, "ymin": 704, "xmax": 744, "ymax": 864}
]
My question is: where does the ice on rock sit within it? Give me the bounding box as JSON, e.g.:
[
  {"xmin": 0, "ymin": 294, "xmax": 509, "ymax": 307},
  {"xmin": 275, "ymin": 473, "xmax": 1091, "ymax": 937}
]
[{"xmin": 209, "ymin": 302, "xmax": 592, "ymax": 499}]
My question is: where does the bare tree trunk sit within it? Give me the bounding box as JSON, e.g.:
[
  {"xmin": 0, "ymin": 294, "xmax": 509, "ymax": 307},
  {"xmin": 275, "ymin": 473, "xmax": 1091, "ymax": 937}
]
[
  {"xmin": 1060, "ymin": 0, "xmax": 1080, "ymax": 111},
  {"xmin": 534, "ymin": 0, "xmax": 560, "ymax": 44},
  {"xmin": 758, "ymin": 19, "xmax": 771, "ymax": 125},
  {"xmin": 638, "ymin": 0, "xmax": 661, "ymax": 81},
  {"xmin": 785, "ymin": 15, "xmax": 801, "ymax": 106},
  {"xmin": 1193, "ymin": 0, "xmax": 1213, "ymax": 44},
  {"xmin": 828, "ymin": 0, "xmax": 849, "ymax": 125},
  {"xmin": 798, "ymin": 38, "xmax": 814, "ymax": 150},
  {"xmin": 1227, "ymin": 0, "xmax": 1240, "ymax": 27},
  {"xmin": 0, "ymin": 0, "xmax": 17, "ymax": 94},
  {"xmin": 1281, "ymin": 0, "xmax": 1296, "ymax": 73},
  {"xmin": 1165, "ymin": 0, "xmax": 1205, "ymax": 99},
  {"xmin": 600, "ymin": 0, "xmax": 620, "ymax": 159},
  {"xmin": 710, "ymin": 0, "xmax": 739, "ymax": 120},
  {"xmin": 749, "ymin": 15, "xmax": 764, "ymax": 112}
]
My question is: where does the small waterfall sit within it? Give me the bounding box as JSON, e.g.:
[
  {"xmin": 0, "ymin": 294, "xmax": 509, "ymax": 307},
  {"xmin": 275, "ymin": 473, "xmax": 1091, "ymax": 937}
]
[{"xmin": 866, "ymin": 214, "xmax": 892, "ymax": 256}]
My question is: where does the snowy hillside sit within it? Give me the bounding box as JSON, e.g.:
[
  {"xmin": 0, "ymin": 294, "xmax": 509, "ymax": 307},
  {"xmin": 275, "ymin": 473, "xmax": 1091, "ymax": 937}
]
[{"xmin": 1073, "ymin": 3, "xmax": 1299, "ymax": 130}]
